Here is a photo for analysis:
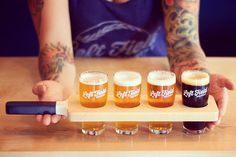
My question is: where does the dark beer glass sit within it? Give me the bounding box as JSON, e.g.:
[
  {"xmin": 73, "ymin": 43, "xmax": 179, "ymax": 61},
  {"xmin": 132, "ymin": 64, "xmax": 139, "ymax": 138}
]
[{"xmin": 181, "ymin": 70, "xmax": 210, "ymax": 134}]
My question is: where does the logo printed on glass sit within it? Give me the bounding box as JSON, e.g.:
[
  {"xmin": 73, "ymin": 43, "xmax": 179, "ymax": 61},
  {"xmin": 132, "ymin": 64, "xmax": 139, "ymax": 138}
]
[
  {"xmin": 183, "ymin": 87, "xmax": 208, "ymax": 98},
  {"xmin": 150, "ymin": 88, "xmax": 174, "ymax": 99},
  {"xmin": 83, "ymin": 88, "xmax": 107, "ymax": 99},
  {"xmin": 116, "ymin": 88, "xmax": 140, "ymax": 99}
]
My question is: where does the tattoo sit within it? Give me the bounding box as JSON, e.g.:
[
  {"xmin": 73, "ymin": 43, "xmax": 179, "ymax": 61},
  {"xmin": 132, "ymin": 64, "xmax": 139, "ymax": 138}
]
[
  {"xmin": 39, "ymin": 42, "xmax": 74, "ymax": 80},
  {"xmin": 167, "ymin": 43, "xmax": 208, "ymax": 81},
  {"xmin": 163, "ymin": 0, "xmax": 208, "ymax": 81},
  {"xmin": 28, "ymin": 0, "xmax": 44, "ymax": 35}
]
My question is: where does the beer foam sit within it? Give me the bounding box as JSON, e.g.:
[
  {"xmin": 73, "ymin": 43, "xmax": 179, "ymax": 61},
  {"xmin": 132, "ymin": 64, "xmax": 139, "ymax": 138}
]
[
  {"xmin": 79, "ymin": 71, "xmax": 108, "ymax": 85},
  {"xmin": 147, "ymin": 70, "xmax": 176, "ymax": 86},
  {"xmin": 181, "ymin": 70, "xmax": 209, "ymax": 86},
  {"xmin": 113, "ymin": 71, "xmax": 142, "ymax": 86}
]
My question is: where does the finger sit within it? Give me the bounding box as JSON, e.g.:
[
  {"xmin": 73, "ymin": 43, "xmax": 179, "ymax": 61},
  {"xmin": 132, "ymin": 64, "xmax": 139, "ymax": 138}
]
[
  {"xmin": 217, "ymin": 89, "xmax": 228, "ymax": 119},
  {"xmin": 36, "ymin": 115, "xmax": 43, "ymax": 122},
  {"xmin": 32, "ymin": 83, "xmax": 47, "ymax": 96},
  {"xmin": 51, "ymin": 115, "xmax": 61, "ymax": 124},
  {"xmin": 207, "ymin": 118, "xmax": 221, "ymax": 130},
  {"xmin": 216, "ymin": 118, "xmax": 222, "ymax": 125},
  {"xmin": 218, "ymin": 77, "xmax": 235, "ymax": 90},
  {"xmin": 42, "ymin": 114, "xmax": 52, "ymax": 126},
  {"xmin": 62, "ymin": 115, "xmax": 67, "ymax": 120},
  {"xmin": 207, "ymin": 122, "xmax": 216, "ymax": 130}
]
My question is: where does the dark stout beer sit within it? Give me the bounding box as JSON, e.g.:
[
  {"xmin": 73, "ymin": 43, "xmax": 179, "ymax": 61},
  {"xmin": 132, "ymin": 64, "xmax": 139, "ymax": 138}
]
[
  {"xmin": 182, "ymin": 83, "xmax": 209, "ymax": 108},
  {"xmin": 181, "ymin": 70, "xmax": 210, "ymax": 134}
]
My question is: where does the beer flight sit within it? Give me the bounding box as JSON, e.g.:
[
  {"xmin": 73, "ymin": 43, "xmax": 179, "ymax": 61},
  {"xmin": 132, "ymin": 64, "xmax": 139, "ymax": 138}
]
[{"xmin": 78, "ymin": 70, "xmax": 210, "ymax": 136}]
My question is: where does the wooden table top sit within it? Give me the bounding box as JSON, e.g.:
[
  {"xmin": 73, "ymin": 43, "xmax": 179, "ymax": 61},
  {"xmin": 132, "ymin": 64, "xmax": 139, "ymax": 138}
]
[{"xmin": 0, "ymin": 57, "xmax": 236, "ymax": 156}]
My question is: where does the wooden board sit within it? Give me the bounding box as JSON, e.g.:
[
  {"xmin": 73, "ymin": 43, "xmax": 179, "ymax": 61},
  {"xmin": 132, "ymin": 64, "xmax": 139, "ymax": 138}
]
[
  {"xmin": 1, "ymin": 57, "xmax": 236, "ymax": 153},
  {"xmin": 68, "ymin": 95, "xmax": 218, "ymax": 122}
]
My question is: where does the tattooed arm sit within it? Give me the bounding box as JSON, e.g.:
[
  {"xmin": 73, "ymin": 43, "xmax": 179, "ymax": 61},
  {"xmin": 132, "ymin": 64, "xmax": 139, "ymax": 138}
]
[
  {"xmin": 28, "ymin": 0, "xmax": 75, "ymax": 125},
  {"xmin": 163, "ymin": 0, "xmax": 235, "ymax": 129},
  {"xmin": 163, "ymin": 0, "xmax": 207, "ymax": 82}
]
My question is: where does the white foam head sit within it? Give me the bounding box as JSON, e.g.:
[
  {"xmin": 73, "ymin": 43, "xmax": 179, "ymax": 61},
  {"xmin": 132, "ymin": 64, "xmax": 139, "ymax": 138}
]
[
  {"xmin": 147, "ymin": 70, "xmax": 176, "ymax": 86},
  {"xmin": 113, "ymin": 71, "xmax": 142, "ymax": 86},
  {"xmin": 181, "ymin": 70, "xmax": 209, "ymax": 86},
  {"xmin": 79, "ymin": 71, "xmax": 108, "ymax": 85}
]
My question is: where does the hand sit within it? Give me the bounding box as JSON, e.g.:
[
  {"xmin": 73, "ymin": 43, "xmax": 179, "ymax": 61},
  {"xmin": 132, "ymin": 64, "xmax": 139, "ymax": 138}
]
[
  {"xmin": 32, "ymin": 80, "xmax": 72, "ymax": 126},
  {"xmin": 207, "ymin": 74, "xmax": 235, "ymax": 129}
]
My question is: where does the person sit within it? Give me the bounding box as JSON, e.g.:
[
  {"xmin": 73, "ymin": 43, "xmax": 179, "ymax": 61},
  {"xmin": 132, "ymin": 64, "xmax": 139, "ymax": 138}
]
[{"xmin": 28, "ymin": 0, "xmax": 235, "ymax": 128}]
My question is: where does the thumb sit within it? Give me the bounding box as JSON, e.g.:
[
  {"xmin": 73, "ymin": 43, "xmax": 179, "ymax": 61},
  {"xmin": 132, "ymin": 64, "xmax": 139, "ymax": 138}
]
[{"xmin": 32, "ymin": 82, "xmax": 47, "ymax": 96}]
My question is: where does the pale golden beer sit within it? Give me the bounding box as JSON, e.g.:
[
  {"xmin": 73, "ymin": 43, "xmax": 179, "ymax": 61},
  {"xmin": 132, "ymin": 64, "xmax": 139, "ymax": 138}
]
[
  {"xmin": 147, "ymin": 70, "xmax": 176, "ymax": 134},
  {"xmin": 113, "ymin": 71, "xmax": 142, "ymax": 135},
  {"xmin": 79, "ymin": 71, "xmax": 108, "ymax": 136},
  {"xmin": 115, "ymin": 122, "xmax": 138, "ymax": 135}
]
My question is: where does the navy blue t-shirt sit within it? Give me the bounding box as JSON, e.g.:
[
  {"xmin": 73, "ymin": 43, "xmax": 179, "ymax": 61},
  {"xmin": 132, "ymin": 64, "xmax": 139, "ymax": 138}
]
[{"xmin": 69, "ymin": 0, "xmax": 167, "ymax": 57}]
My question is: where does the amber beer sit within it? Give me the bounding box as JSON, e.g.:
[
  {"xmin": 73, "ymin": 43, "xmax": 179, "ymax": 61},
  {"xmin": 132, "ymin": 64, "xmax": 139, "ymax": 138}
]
[
  {"xmin": 147, "ymin": 70, "xmax": 176, "ymax": 134},
  {"xmin": 181, "ymin": 70, "xmax": 210, "ymax": 134},
  {"xmin": 113, "ymin": 71, "xmax": 141, "ymax": 135},
  {"xmin": 79, "ymin": 71, "xmax": 108, "ymax": 136}
]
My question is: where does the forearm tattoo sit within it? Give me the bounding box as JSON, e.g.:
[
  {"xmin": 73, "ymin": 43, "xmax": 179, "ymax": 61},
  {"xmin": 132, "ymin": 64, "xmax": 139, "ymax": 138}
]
[
  {"xmin": 28, "ymin": 0, "xmax": 44, "ymax": 35},
  {"xmin": 39, "ymin": 42, "xmax": 74, "ymax": 80},
  {"xmin": 163, "ymin": 0, "xmax": 208, "ymax": 78}
]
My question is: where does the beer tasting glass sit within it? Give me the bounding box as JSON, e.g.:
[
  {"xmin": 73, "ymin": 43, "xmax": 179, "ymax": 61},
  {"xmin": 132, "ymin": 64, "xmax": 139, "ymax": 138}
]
[
  {"xmin": 113, "ymin": 71, "xmax": 142, "ymax": 135},
  {"xmin": 79, "ymin": 71, "xmax": 108, "ymax": 136},
  {"xmin": 147, "ymin": 70, "xmax": 176, "ymax": 134},
  {"xmin": 181, "ymin": 70, "xmax": 210, "ymax": 134}
]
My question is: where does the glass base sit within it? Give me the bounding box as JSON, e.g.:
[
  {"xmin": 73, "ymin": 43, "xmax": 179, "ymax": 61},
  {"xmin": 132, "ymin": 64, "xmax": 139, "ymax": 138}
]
[
  {"xmin": 81, "ymin": 128, "xmax": 105, "ymax": 136},
  {"xmin": 115, "ymin": 127, "xmax": 138, "ymax": 135},
  {"xmin": 81, "ymin": 122, "xmax": 105, "ymax": 136},
  {"xmin": 183, "ymin": 126, "xmax": 205, "ymax": 135},
  {"xmin": 148, "ymin": 122, "xmax": 173, "ymax": 135},
  {"xmin": 149, "ymin": 127, "xmax": 172, "ymax": 135},
  {"xmin": 115, "ymin": 122, "xmax": 138, "ymax": 135}
]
